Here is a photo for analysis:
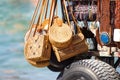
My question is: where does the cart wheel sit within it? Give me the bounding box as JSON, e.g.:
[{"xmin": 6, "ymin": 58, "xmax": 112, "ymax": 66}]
[{"xmin": 57, "ymin": 59, "xmax": 120, "ymax": 80}]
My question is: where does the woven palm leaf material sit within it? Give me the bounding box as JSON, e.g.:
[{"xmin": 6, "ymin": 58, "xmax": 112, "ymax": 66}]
[
  {"xmin": 24, "ymin": 29, "xmax": 51, "ymax": 68},
  {"xmin": 24, "ymin": 11, "xmax": 51, "ymax": 64},
  {"xmin": 24, "ymin": 33, "xmax": 51, "ymax": 61},
  {"xmin": 27, "ymin": 59, "xmax": 49, "ymax": 68},
  {"xmin": 49, "ymin": 17, "xmax": 73, "ymax": 48},
  {"xmin": 49, "ymin": 0, "xmax": 73, "ymax": 48},
  {"xmin": 25, "ymin": 17, "xmax": 50, "ymax": 44},
  {"xmin": 24, "ymin": 28, "xmax": 51, "ymax": 67},
  {"xmin": 53, "ymin": 32, "xmax": 88, "ymax": 62},
  {"xmin": 24, "ymin": 20, "xmax": 50, "ymax": 62},
  {"xmin": 24, "ymin": 0, "xmax": 57, "ymax": 68},
  {"xmin": 52, "ymin": 0, "xmax": 88, "ymax": 62}
]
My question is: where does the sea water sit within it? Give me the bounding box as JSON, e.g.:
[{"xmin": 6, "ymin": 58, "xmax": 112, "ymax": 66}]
[{"xmin": 0, "ymin": 0, "xmax": 59, "ymax": 80}]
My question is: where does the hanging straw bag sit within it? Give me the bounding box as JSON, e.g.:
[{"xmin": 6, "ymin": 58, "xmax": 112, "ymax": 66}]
[
  {"xmin": 49, "ymin": 17, "xmax": 73, "ymax": 48},
  {"xmin": 53, "ymin": 32, "xmax": 88, "ymax": 62},
  {"xmin": 24, "ymin": 0, "xmax": 55, "ymax": 67},
  {"xmin": 49, "ymin": 1, "xmax": 73, "ymax": 48},
  {"xmin": 24, "ymin": 33, "xmax": 51, "ymax": 61},
  {"xmin": 52, "ymin": 0, "xmax": 88, "ymax": 62}
]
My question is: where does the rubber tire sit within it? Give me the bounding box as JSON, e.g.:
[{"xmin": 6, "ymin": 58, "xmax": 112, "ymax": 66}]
[{"xmin": 57, "ymin": 59, "xmax": 120, "ymax": 80}]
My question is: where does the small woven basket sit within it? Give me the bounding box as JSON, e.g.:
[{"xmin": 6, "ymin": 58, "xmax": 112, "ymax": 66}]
[{"xmin": 49, "ymin": 18, "xmax": 73, "ymax": 48}]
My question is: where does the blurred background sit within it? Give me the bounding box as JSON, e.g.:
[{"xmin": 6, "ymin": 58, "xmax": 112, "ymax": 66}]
[
  {"xmin": 1, "ymin": 0, "xmax": 120, "ymax": 80},
  {"xmin": 0, "ymin": 0, "xmax": 59, "ymax": 80}
]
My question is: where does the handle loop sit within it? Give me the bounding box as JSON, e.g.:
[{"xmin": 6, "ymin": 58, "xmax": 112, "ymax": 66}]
[
  {"xmin": 66, "ymin": 0, "xmax": 82, "ymax": 33},
  {"xmin": 27, "ymin": 0, "xmax": 42, "ymax": 40},
  {"xmin": 62, "ymin": 0, "xmax": 71, "ymax": 26}
]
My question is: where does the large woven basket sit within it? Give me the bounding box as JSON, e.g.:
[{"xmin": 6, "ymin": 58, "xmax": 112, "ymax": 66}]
[
  {"xmin": 53, "ymin": 33, "xmax": 88, "ymax": 62},
  {"xmin": 24, "ymin": 33, "xmax": 51, "ymax": 61},
  {"xmin": 24, "ymin": 0, "xmax": 56, "ymax": 68},
  {"xmin": 24, "ymin": 30, "xmax": 50, "ymax": 67},
  {"xmin": 49, "ymin": 18, "xmax": 73, "ymax": 48}
]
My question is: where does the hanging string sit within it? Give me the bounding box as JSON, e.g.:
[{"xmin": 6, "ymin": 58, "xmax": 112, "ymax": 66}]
[
  {"xmin": 33, "ymin": 0, "xmax": 46, "ymax": 36},
  {"xmin": 67, "ymin": 0, "xmax": 81, "ymax": 33},
  {"xmin": 44, "ymin": 0, "xmax": 49, "ymax": 19},
  {"xmin": 48, "ymin": 0, "xmax": 56, "ymax": 31},
  {"xmin": 88, "ymin": 1, "xmax": 92, "ymax": 20},
  {"xmin": 96, "ymin": 0, "xmax": 101, "ymax": 22},
  {"xmin": 27, "ymin": 0, "xmax": 42, "ymax": 40},
  {"xmin": 63, "ymin": 0, "xmax": 71, "ymax": 26},
  {"xmin": 39, "ymin": 0, "xmax": 48, "ymax": 24}
]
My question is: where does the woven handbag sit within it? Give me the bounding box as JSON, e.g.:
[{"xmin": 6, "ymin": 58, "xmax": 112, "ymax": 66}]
[
  {"xmin": 49, "ymin": 1, "xmax": 73, "ymax": 48},
  {"xmin": 24, "ymin": 0, "xmax": 55, "ymax": 67},
  {"xmin": 52, "ymin": 0, "xmax": 88, "ymax": 62},
  {"xmin": 49, "ymin": 18, "xmax": 73, "ymax": 48},
  {"xmin": 53, "ymin": 32, "xmax": 88, "ymax": 62},
  {"xmin": 24, "ymin": 33, "xmax": 51, "ymax": 61}
]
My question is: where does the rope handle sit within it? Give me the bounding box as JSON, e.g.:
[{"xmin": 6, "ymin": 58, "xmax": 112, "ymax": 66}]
[
  {"xmin": 94, "ymin": 0, "xmax": 102, "ymax": 30},
  {"xmin": 27, "ymin": 0, "xmax": 42, "ymax": 40},
  {"xmin": 47, "ymin": 0, "xmax": 57, "ymax": 31},
  {"xmin": 88, "ymin": 0, "xmax": 95, "ymax": 20},
  {"xmin": 54, "ymin": 0, "xmax": 58, "ymax": 17},
  {"xmin": 39, "ymin": 0, "xmax": 49, "ymax": 24},
  {"xmin": 66, "ymin": 0, "xmax": 81, "ymax": 33},
  {"xmin": 44, "ymin": 0, "xmax": 49, "ymax": 19},
  {"xmin": 62, "ymin": 0, "xmax": 71, "ymax": 26},
  {"xmin": 96, "ymin": 0, "xmax": 101, "ymax": 22},
  {"xmin": 33, "ymin": 0, "xmax": 46, "ymax": 36}
]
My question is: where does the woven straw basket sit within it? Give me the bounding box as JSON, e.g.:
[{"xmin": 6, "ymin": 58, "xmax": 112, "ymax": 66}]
[
  {"xmin": 24, "ymin": 32, "xmax": 51, "ymax": 67},
  {"xmin": 24, "ymin": 0, "xmax": 56, "ymax": 68},
  {"xmin": 49, "ymin": 18, "xmax": 73, "ymax": 48},
  {"xmin": 24, "ymin": 33, "xmax": 51, "ymax": 61},
  {"xmin": 53, "ymin": 33, "xmax": 88, "ymax": 62}
]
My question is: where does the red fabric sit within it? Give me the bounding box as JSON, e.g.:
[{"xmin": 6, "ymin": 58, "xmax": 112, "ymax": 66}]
[
  {"xmin": 100, "ymin": 0, "xmax": 111, "ymax": 32},
  {"xmin": 115, "ymin": 0, "xmax": 120, "ymax": 28}
]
